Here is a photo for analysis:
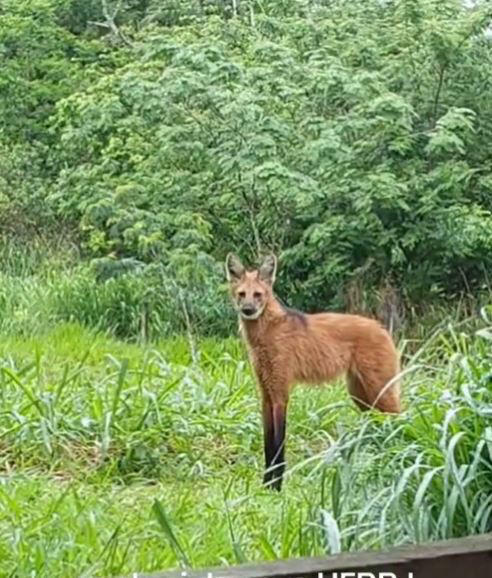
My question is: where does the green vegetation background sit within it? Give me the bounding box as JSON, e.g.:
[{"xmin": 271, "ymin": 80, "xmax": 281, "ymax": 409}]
[
  {"xmin": 1, "ymin": 1, "xmax": 492, "ymax": 577},
  {"xmin": 1, "ymin": 0, "xmax": 492, "ymax": 339}
]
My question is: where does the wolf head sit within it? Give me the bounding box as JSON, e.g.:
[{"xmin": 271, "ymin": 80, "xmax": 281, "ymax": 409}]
[{"xmin": 225, "ymin": 253, "xmax": 277, "ymax": 320}]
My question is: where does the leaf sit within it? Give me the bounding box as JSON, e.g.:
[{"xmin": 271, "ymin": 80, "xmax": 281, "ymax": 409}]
[
  {"xmin": 320, "ymin": 509, "xmax": 341, "ymax": 555},
  {"xmin": 152, "ymin": 499, "xmax": 190, "ymax": 567}
]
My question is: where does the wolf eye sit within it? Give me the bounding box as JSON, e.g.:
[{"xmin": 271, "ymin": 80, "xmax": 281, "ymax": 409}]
[
  {"xmin": 253, "ymin": 291, "xmax": 262, "ymax": 299},
  {"xmin": 238, "ymin": 291, "xmax": 246, "ymax": 298}
]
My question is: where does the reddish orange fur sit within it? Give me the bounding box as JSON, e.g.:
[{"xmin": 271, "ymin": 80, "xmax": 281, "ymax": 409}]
[
  {"xmin": 243, "ymin": 298, "xmax": 401, "ymax": 411},
  {"xmin": 226, "ymin": 254, "xmax": 401, "ymax": 490}
]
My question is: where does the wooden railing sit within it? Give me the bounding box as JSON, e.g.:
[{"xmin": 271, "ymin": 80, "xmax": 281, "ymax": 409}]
[{"xmin": 130, "ymin": 533, "xmax": 492, "ymax": 578}]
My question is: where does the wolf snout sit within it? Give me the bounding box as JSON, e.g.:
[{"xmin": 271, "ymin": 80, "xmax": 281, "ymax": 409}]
[{"xmin": 241, "ymin": 305, "xmax": 257, "ymax": 317}]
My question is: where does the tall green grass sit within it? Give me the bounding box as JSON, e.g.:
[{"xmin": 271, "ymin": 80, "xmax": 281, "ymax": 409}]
[
  {"xmin": 0, "ymin": 238, "xmax": 234, "ymax": 339},
  {"xmin": 0, "ymin": 310, "xmax": 490, "ymax": 577}
]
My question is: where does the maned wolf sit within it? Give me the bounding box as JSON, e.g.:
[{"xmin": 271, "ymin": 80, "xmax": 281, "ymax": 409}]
[{"xmin": 226, "ymin": 253, "xmax": 401, "ymax": 491}]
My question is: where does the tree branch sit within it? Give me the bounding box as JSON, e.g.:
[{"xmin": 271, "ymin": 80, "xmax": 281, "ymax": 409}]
[
  {"xmin": 88, "ymin": 0, "xmax": 133, "ymax": 47},
  {"xmin": 432, "ymin": 63, "xmax": 446, "ymax": 128}
]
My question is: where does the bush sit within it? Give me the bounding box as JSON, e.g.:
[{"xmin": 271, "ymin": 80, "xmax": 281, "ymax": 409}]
[
  {"xmin": 0, "ymin": 243, "xmax": 234, "ymax": 339},
  {"xmin": 2, "ymin": 0, "xmax": 492, "ymax": 324},
  {"xmin": 48, "ymin": 0, "xmax": 492, "ymax": 310}
]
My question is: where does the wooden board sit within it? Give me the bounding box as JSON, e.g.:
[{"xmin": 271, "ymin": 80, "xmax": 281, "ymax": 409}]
[{"xmin": 129, "ymin": 533, "xmax": 492, "ymax": 578}]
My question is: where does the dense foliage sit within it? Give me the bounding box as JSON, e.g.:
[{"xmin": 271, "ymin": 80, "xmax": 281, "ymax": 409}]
[{"xmin": 1, "ymin": 0, "xmax": 492, "ymax": 336}]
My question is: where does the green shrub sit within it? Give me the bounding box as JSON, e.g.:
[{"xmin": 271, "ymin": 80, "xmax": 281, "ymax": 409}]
[
  {"xmin": 49, "ymin": 0, "xmax": 492, "ymax": 309},
  {"xmin": 0, "ymin": 249, "xmax": 234, "ymax": 339}
]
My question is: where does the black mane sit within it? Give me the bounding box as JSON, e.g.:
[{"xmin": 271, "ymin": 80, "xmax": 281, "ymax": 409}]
[{"xmin": 280, "ymin": 302, "xmax": 308, "ymax": 326}]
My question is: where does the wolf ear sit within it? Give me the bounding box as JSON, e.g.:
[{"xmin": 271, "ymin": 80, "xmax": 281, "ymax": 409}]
[
  {"xmin": 225, "ymin": 253, "xmax": 245, "ymax": 282},
  {"xmin": 258, "ymin": 254, "xmax": 277, "ymax": 285}
]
